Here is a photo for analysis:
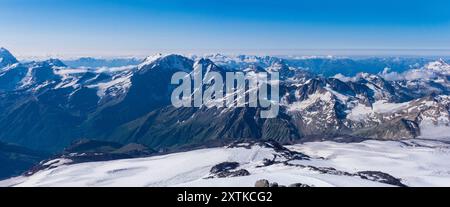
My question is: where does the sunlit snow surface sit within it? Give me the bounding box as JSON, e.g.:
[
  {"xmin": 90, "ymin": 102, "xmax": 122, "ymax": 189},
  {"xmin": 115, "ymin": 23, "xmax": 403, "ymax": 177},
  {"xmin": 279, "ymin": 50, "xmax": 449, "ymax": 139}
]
[{"xmin": 2, "ymin": 139, "xmax": 450, "ymax": 187}]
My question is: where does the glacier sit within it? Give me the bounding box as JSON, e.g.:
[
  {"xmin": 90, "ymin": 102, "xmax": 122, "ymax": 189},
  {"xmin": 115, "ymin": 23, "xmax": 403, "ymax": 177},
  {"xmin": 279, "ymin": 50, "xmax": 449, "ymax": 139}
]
[{"xmin": 2, "ymin": 139, "xmax": 450, "ymax": 187}]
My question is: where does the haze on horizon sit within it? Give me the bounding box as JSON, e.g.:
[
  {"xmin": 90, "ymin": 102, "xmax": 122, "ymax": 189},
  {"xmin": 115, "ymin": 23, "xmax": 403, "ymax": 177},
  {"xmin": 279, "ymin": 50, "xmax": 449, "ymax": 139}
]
[{"xmin": 1, "ymin": 0, "xmax": 450, "ymax": 58}]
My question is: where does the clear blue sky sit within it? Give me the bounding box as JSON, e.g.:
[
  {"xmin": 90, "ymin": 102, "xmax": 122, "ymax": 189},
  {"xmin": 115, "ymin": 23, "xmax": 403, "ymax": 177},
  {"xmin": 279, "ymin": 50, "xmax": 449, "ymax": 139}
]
[{"xmin": 1, "ymin": 0, "xmax": 450, "ymax": 57}]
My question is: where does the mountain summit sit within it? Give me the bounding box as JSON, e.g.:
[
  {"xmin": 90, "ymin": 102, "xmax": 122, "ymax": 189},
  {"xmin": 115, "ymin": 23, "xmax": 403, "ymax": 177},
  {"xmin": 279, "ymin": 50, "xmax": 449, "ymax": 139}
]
[
  {"xmin": 425, "ymin": 58, "xmax": 450, "ymax": 75},
  {"xmin": 0, "ymin": 48, "xmax": 18, "ymax": 68}
]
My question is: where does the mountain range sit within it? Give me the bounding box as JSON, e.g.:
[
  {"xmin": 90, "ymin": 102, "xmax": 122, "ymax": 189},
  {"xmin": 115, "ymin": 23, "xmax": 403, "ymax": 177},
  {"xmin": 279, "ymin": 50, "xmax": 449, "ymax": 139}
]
[{"xmin": 1, "ymin": 48, "xmax": 449, "ymax": 155}]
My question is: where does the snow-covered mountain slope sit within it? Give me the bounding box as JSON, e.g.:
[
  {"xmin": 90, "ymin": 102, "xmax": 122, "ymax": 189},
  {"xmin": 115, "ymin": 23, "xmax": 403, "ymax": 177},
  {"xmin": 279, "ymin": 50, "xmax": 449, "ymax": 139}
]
[
  {"xmin": 2, "ymin": 139, "xmax": 450, "ymax": 187},
  {"xmin": 425, "ymin": 59, "xmax": 450, "ymax": 75}
]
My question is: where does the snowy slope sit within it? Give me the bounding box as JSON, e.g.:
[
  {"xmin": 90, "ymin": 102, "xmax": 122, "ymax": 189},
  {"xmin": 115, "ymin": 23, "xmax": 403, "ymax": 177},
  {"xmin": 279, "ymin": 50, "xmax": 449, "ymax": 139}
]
[{"xmin": 2, "ymin": 139, "xmax": 450, "ymax": 187}]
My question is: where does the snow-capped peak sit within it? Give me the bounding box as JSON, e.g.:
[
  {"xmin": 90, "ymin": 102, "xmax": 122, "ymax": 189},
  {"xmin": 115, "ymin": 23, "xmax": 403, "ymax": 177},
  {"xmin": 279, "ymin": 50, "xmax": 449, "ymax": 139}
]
[
  {"xmin": 138, "ymin": 53, "xmax": 164, "ymax": 69},
  {"xmin": 45, "ymin": 58, "xmax": 67, "ymax": 67},
  {"xmin": 354, "ymin": 72, "xmax": 383, "ymax": 82},
  {"xmin": 193, "ymin": 58, "xmax": 217, "ymax": 69},
  {"xmin": 425, "ymin": 59, "xmax": 450, "ymax": 74},
  {"xmin": 0, "ymin": 47, "xmax": 18, "ymax": 67},
  {"xmin": 0, "ymin": 47, "xmax": 10, "ymax": 54}
]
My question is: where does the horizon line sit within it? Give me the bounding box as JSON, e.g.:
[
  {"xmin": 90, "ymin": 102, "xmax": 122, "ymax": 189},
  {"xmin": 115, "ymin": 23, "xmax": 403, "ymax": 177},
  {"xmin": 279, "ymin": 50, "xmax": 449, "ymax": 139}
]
[{"xmin": 4, "ymin": 47, "xmax": 450, "ymax": 60}]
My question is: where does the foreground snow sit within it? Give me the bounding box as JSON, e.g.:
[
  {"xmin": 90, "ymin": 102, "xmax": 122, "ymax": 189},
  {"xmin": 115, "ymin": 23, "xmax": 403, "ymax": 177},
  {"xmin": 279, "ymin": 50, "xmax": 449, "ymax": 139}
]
[{"xmin": 2, "ymin": 139, "xmax": 450, "ymax": 187}]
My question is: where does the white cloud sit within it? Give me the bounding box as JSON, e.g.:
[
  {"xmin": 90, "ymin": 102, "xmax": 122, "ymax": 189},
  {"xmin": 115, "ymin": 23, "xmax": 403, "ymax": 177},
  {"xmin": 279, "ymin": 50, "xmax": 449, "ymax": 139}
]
[
  {"xmin": 380, "ymin": 67, "xmax": 437, "ymax": 81},
  {"xmin": 332, "ymin": 73, "xmax": 357, "ymax": 82}
]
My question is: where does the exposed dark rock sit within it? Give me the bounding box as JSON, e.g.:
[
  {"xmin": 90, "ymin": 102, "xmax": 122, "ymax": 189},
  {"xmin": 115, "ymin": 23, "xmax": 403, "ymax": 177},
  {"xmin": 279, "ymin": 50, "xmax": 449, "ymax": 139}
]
[
  {"xmin": 215, "ymin": 169, "xmax": 250, "ymax": 178},
  {"xmin": 255, "ymin": 179, "xmax": 270, "ymax": 187},
  {"xmin": 210, "ymin": 162, "xmax": 240, "ymax": 174},
  {"xmin": 256, "ymin": 179, "xmax": 311, "ymax": 187},
  {"xmin": 353, "ymin": 118, "xmax": 420, "ymax": 140},
  {"xmin": 63, "ymin": 139, "xmax": 123, "ymax": 154},
  {"xmin": 284, "ymin": 162, "xmax": 407, "ymax": 187},
  {"xmin": 269, "ymin": 182, "xmax": 279, "ymax": 187},
  {"xmin": 263, "ymin": 140, "xmax": 310, "ymax": 160},
  {"xmin": 260, "ymin": 157, "xmax": 277, "ymax": 167},
  {"xmin": 113, "ymin": 143, "xmax": 156, "ymax": 156},
  {"xmin": 228, "ymin": 140, "xmax": 310, "ymax": 162},
  {"xmin": 288, "ymin": 183, "xmax": 312, "ymax": 187},
  {"xmin": 207, "ymin": 162, "xmax": 250, "ymax": 178},
  {"xmin": 356, "ymin": 171, "xmax": 407, "ymax": 187},
  {"xmin": 64, "ymin": 139, "xmax": 156, "ymax": 156}
]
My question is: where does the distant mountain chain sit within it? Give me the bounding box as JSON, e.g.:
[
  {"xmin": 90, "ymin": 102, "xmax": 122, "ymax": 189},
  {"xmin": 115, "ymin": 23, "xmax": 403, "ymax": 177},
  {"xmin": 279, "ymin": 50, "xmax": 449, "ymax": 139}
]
[
  {"xmin": 1, "ymin": 47, "xmax": 449, "ymax": 154},
  {"xmin": 62, "ymin": 57, "xmax": 142, "ymax": 68}
]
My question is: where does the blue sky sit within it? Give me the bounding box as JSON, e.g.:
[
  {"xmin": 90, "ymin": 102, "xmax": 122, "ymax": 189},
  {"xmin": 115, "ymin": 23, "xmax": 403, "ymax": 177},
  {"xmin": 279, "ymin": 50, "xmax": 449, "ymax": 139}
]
[{"xmin": 1, "ymin": 0, "xmax": 450, "ymax": 57}]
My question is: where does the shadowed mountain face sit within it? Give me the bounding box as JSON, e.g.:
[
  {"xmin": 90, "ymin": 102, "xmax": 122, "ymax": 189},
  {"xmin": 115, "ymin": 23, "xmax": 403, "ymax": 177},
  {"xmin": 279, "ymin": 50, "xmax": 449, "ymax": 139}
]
[
  {"xmin": 0, "ymin": 48, "xmax": 449, "ymax": 154},
  {"xmin": 21, "ymin": 139, "xmax": 156, "ymax": 178},
  {"xmin": 0, "ymin": 141, "xmax": 49, "ymax": 179},
  {"xmin": 0, "ymin": 48, "xmax": 18, "ymax": 68}
]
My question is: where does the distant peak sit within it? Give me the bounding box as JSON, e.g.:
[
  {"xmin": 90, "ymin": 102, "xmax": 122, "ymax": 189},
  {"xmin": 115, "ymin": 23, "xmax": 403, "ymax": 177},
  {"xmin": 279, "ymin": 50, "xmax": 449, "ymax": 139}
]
[
  {"xmin": 194, "ymin": 57, "xmax": 215, "ymax": 66},
  {"xmin": 0, "ymin": 47, "xmax": 18, "ymax": 67},
  {"xmin": 139, "ymin": 53, "xmax": 164, "ymax": 68},
  {"xmin": 438, "ymin": 58, "xmax": 448, "ymax": 65},
  {"xmin": 45, "ymin": 58, "xmax": 67, "ymax": 67},
  {"xmin": 0, "ymin": 47, "xmax": 12, "ymax": 55},
  {"xmin": 425, "ymin": 59, "xmax": 450, "ymax": 73},
  {"xmin": 138, "ymin": 54, "xmax": 193, "ymax": 72},
  {"xmin": 0, "ymin": 47, "xmax": 9, "ymax": 52}
]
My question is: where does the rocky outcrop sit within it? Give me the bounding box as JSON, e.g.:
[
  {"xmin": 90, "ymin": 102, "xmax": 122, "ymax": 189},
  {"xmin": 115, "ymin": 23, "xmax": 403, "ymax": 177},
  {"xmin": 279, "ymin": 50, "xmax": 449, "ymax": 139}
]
[
  {"xmin": 254, "ymin": 179, "xmax": 270, "ymax": 187},
  {"xmin": 207, "ymin": 162, "xmax": 250, "ymax": 178},
  {"xmin": 353, "ymin": 118, "xmax": 420, "ymax": 140}
]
